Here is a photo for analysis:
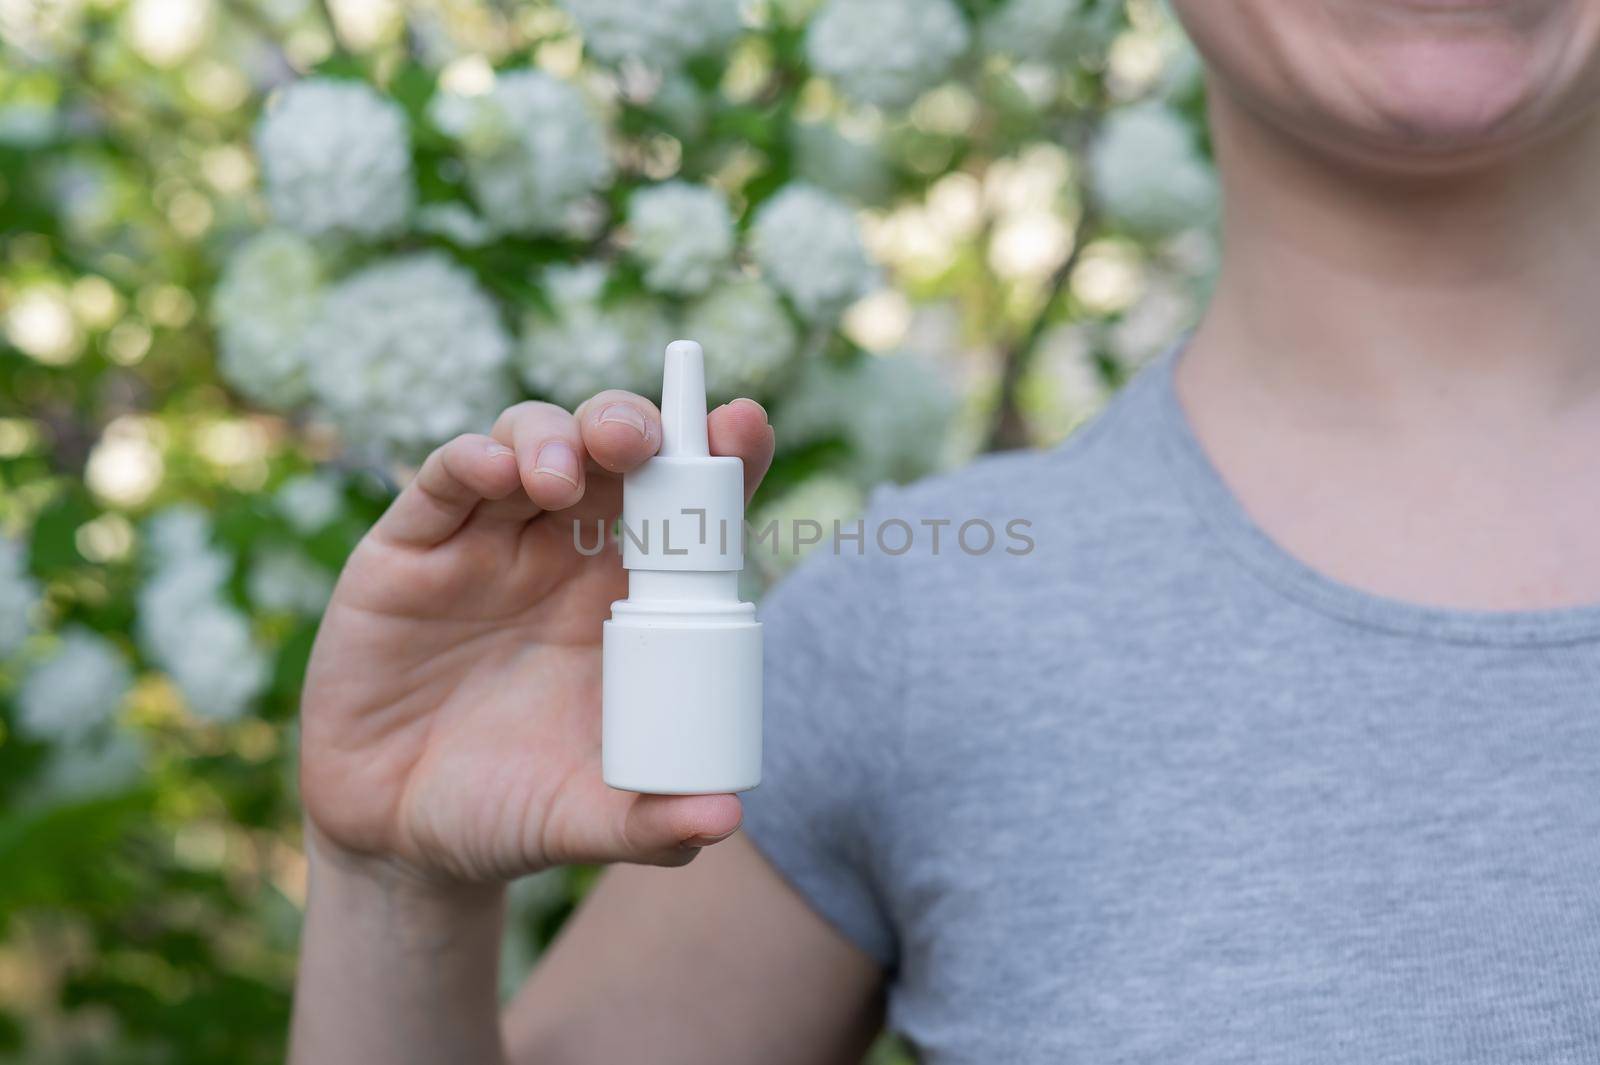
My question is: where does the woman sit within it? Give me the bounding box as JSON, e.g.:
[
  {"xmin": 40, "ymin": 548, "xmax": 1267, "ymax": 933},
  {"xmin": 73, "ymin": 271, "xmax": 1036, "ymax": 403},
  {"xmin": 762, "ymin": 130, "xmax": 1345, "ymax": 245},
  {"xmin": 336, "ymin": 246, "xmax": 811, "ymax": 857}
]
[{"xmin": 290, "ymin": 2, "xmax": 1600, "ymax": 1061}]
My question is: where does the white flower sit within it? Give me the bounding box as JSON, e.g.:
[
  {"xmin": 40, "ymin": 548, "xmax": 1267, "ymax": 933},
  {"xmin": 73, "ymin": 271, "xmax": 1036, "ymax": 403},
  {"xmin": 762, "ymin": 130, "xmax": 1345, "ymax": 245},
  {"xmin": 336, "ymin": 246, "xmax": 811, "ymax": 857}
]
[
  {"xmin": 0, "ymin": 536, "xmax": 40, "ymax": 659},
  {"xmin": 275, "ymin": 472, "xmax": 344, "ymax": 535},
  {"xmin": 302, "ymin": 253, "xmax": 513, "ymax": 458},
  {"xmin": 1160, "ymin": 43, "xmax": 1205, "ymax": 102},
  {"xmin": 162, "ymin": 602, "xmax": 270, "ymax": 722},
  {"xmin": 52, "ymin": 160, "xmax": 117, "ymax": 240},
  {"xmin": 560, "ymin": 0, "xmax": 742, "ymax": 67},
  {"xmin": 750, "ymin": 185, "xmax": 878, "ymax": 322},
  {"xmin": 255, "ymin": 79, "xmax": 414, "ymax": 240},
  {"xmin": 0, "ymin": 0, "xmax": 87, "ymax": 63},
  {"xmin": 140, "ymin": 505, "xmax": 212, "ymax": 568},
  {"xmin": 16, "ymin": 628, "xmax": 132, "ymax": 743},
  {"xmin": 749, "ymin": 475, "xmax": 866, "ymax": 578},
  {"xmin": 519, "ymin": 263, "xmax": 673, "ymax": 407},
  {"xmin": 775, "ymin": 352, "xmax": 955, "ymax": 485},
  {"xmin": 681, "ymin": 277, "xmax": 798, "ymax": 399},
  {"xmin": 430, "ymin": 71, "xmax": 611, "ymax": 235},
  {"xmin": 139, "ymin": 559, "xmax": 269, "ymax": 723},
  {"xmin": 1089, "ymin": 102, "xmax": 1217, "ymax": 233},
  {"xmin": 806, "ymin": 0, "xmax": 970, "ymax": 109},
  {"xmin": 34, "ymin": 727, "xmax": 146, "ymax": 804},
  {"xmin": 1035, "ymin": 322, "xmax": 1109, "ymax": 427},
  {"xmin": 248, "ymin": 547, "xmax": 333, "ymax": 615},
  {"xmin": 1108, "ymin": 274, "xmax": 1198, "ymax": 366},
  {"xmin": 791, "ymin": 122, "xmax": 892, "ymax": 204},
  {"xmin": 137, "ymin": 524, "xmax": 233, "ymax": 662},
  {"xmin": 416, "ymin": 202, "xmax": 497, "ymax": 247},
  {"xmin": 0, "ymin": 101, "xmax": 57, "ymax": 147},
  {"xmin": 137, "ymin": 511, "xmax": 271, "ymax": 722},
  {"xmin": 212, "ymin": 229, "xmax": 323, "ymax": 408},
  {"xmin": 649, "ymin": 77, "xmax": 709, "ymax": 140},
  {"xmin": 981, "ymin": 0, "xmax": 1114, "ymax": 65},
  {"xmin": 626, "ymin": 182, "xmax": 734, "ymax": 296}
]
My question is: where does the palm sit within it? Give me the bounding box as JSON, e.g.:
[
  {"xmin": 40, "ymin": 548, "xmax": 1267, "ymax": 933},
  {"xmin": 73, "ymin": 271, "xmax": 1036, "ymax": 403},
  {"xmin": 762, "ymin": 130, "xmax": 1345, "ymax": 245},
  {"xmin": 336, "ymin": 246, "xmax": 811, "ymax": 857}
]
[
  {"xmin": 298, "ymin": 394, "xmax": 772, "ymax": 882},
  {"xmin": 303, "ymin": 509, "xmax": 615, "ymax": 879}
]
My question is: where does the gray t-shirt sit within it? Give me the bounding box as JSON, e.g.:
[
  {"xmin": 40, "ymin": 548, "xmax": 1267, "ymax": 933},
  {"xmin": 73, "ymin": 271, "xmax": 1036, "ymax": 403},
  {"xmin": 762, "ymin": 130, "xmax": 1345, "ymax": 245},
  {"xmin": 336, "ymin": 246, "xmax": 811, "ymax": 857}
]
[{"xmin": 741, "ymin": 347, "xmax": 1600, "ymax": 1063}]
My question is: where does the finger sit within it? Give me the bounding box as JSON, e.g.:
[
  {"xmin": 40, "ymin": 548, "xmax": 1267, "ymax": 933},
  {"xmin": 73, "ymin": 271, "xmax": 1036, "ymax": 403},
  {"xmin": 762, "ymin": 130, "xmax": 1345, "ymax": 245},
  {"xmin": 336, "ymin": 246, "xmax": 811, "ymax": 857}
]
[
  {"xmin": 371, "ymin": 434, "xmax": 522, "ymax": 548},
  {"xmin": 622, "ymin": 793, "xmax": 743, "ymax": 867},
  {"xmin": 575, "ymin": 390, "xmax": 662, "ymax": 474},
  {"xmin": 493, "ymin": 401, "xmax": 587, "ymax": 511},
  {"xmin": 708, "ymin": 398, "xmax": 775, "ymax": 502}
]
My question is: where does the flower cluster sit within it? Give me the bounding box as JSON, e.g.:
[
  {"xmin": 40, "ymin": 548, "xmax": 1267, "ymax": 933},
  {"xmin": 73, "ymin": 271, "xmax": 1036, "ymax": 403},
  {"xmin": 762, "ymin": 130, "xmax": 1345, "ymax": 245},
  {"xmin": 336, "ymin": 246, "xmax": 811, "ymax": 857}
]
[
  {"xmin": 1090, "ymin": 102, "xmax": 1218, "ymax": 233},
  {"xmin": 751, "ymin": 184, "xmax": 879, "ymax": 322},
  {"xmin": 981, "ymin": 0, "xmax": 1115, "ymax": 65},
  {"xmin": 683, "ymin": 278, "xmax": 799, "ymax": 398},
  {"xmin": 302, "ymin": 253, "xmax": 514, "ymax": 458},
  {"xmin": 211, "ymin": 229, "xmax": 323, "ymax": 408},
  {"xmin": 136, "ymin": 508, "xmax": 270, "ymax": 723},
  {"xmin": 429, "ymin": 71, "xmax": 612, "ymax": 236},
  {"xmin": 518, "ymin": 263, "xmax": 673, "ymax": 407},
  {"xmin": 749, "ymin": 474, "xmax": 867, "ymax": 577},
  {"xmin": 0, "ymin": 535, "xmax": 40, "ymax": 658},
  {"xmin": 806, "ymin": 0, "xmax": 971, "ymax": 109},
  {"xmin": 275, "ymin": 472, "xmax": 345, "ymax": 535},
  {"xmin": 255, "ymin": 80, "xmax": 414, "ymax": 241},
  {"xmin": 248, "ymin": 547, "xmax": 334, "ymax": 616},
  {"xmin": 626, "ymin": 182, "xmax": 735, "ymax": 296},
  {"xmin": 230, "ymin": 57, "xmax": 889, "ymax": 458},
  {"xmin": 559, "ymin": 0, "xmax": 743, "ymax": 68},
  {"xmin": 775, "ymin": 352, "xmax": 956, "ymax": 486},
  {"xmin": 15, "ymin": 628, "xmax": 131, "ymax": 744}
]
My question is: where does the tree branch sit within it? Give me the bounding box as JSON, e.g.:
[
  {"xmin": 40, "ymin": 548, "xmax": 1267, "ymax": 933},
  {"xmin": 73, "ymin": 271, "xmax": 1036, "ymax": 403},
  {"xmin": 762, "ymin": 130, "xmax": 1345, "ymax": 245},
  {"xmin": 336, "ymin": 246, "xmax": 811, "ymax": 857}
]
[
  {"xmin": 984, "ymin": 199, "xmax": 1097, "ymax": 451},
  {"xmin": 313, "ymin": 0, "xmax": 352, "ymax": 58}
]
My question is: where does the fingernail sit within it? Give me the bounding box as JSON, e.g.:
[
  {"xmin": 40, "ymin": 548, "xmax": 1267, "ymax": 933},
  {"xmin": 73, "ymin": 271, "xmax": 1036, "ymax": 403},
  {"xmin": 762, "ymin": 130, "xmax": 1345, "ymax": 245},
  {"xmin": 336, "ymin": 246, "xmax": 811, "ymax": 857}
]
[
  {"xmin": 533, "ymin": 441, "xmax": 579, "ymax": 487},
  {"xmin": 730, "ymin": 397, "xmax": 768, "ymax": 422},
  {"xmin": 682, "ymin": 828, "xmax": 738, "ymax": 848},
  {"xmin": 598, "ymin": 403, "xmax": 648, "ymax": 439},
  {"xmin": 485, "ymin": 442, "xmax": 514, "ymax": 458}
]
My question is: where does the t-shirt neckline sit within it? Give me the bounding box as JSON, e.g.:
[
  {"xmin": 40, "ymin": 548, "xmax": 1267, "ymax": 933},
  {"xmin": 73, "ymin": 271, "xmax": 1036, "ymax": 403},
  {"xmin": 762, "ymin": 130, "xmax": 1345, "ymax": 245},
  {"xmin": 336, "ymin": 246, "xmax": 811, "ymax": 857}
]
[{"xmin": 1150, "ymin": 342, "xmax": 1600, "ymax": 647}]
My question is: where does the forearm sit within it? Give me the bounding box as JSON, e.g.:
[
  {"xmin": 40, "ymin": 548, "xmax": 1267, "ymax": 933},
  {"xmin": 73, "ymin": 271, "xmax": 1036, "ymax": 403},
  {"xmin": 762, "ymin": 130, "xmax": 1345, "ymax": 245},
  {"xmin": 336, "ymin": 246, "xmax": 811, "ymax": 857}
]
[{"xmin": 289, "ymin": 826, "xmax": 508, "ymax": 1065}]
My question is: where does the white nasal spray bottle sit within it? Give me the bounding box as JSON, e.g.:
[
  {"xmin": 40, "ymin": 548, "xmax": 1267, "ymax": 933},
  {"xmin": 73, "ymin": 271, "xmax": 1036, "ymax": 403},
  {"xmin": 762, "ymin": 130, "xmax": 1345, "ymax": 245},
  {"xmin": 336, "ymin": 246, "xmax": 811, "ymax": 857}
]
[{"xmin": 602, "ymin": 340, "xmax": 762, "ymax": 794}]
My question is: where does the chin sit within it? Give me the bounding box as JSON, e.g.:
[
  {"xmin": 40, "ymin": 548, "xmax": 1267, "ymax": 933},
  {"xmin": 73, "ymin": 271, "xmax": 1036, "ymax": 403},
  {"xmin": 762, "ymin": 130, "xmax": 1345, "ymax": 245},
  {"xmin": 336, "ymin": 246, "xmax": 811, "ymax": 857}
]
[
  {"xmin": 1176, "ymin": 0, "xmax": 1600, "ymax": 172},
  {"xmin": 1328, "ymin": 17, "xmax": 1591, "ymax": 161}
]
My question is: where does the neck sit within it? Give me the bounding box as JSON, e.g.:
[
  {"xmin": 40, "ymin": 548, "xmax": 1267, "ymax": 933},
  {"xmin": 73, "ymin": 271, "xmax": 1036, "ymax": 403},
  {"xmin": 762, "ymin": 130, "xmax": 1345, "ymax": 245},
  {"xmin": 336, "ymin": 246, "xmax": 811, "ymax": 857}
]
[{"xmin": 1187, "ymin": 88, "xmax": 1600, "ymax": 426}]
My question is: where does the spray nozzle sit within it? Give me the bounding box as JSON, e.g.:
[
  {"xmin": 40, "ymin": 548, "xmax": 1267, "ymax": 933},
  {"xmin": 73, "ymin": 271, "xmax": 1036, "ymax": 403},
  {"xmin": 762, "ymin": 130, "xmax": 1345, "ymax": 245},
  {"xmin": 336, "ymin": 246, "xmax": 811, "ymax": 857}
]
[{"xmin": 659, "ymin": 339, "xmax": 710, "ymax": 458}]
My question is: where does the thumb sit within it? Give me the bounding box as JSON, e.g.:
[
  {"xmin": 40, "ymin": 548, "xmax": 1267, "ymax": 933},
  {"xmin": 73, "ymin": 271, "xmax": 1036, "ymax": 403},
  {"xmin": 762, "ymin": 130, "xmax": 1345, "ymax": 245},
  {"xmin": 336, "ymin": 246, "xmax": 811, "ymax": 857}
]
[{"xmin": 621, "ymin": 793, "xmax": 745, "ymax": 867}]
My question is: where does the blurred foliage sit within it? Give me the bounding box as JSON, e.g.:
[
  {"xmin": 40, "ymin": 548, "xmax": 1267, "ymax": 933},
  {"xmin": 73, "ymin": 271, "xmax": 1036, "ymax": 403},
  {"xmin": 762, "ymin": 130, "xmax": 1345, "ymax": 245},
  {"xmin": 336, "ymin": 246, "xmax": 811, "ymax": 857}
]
[{"xmin": 0, "ymin": 0, "xmax": 1216, "ymax": 1060}]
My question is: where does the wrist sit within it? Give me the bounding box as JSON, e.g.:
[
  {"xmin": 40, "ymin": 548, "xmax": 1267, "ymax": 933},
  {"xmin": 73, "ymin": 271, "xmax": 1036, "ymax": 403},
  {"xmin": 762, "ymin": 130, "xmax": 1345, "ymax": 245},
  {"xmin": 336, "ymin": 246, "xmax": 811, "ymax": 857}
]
[
  {"xmin": 292, "ymin": 822, "xmax": 508, "ymax": 1064},
  {"xmin": 303, "ymin": 820, "xmax": 506, "ymax": 916}
]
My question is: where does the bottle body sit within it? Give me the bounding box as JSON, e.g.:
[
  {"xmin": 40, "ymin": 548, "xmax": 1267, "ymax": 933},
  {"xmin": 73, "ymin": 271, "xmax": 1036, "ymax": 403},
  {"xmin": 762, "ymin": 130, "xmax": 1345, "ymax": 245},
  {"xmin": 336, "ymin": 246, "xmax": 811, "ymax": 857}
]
[{"xmin": 601, "ymin": 603, "xmax": 762, "ymax": 794}]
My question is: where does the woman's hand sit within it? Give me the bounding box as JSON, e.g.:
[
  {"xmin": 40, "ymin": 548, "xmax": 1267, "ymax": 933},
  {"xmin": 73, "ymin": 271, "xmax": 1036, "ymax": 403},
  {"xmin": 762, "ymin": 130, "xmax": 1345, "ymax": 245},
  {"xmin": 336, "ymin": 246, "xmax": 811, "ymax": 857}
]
[{"xmin": 298, "ymin": 391, "xmax": 775, "ymax": 887}]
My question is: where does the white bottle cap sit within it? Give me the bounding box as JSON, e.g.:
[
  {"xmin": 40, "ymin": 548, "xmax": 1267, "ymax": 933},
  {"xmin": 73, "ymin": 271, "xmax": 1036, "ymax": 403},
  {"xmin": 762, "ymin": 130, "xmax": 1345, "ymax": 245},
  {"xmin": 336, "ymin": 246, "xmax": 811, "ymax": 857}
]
[{"xmin": 602, "ymin": 340, "xmax": 762, "ymax": 794}]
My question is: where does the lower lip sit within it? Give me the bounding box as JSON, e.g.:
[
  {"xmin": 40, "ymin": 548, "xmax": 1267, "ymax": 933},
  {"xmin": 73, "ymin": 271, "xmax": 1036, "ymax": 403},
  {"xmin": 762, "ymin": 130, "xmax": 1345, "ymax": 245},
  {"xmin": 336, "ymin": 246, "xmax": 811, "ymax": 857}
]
[
  {"xmin": 1383, "ymin": 0, "xmax": 1531, "ymax": 7},
  {"xmin": 1369, "ymin": 0, "xmax": 1544, "ymax": 22}
]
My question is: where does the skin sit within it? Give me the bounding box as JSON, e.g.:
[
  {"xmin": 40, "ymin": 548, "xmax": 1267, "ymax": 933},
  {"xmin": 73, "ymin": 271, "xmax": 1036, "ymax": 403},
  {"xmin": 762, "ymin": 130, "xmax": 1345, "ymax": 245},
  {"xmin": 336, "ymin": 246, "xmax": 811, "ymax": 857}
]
[
  {"xmin": 1173, "ymin": 0, "xmax": 1600, "ymax": 609},
  {"xmin": 293, "ymin": 2, "xmax": 1600, "ymax": 1060}
]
